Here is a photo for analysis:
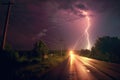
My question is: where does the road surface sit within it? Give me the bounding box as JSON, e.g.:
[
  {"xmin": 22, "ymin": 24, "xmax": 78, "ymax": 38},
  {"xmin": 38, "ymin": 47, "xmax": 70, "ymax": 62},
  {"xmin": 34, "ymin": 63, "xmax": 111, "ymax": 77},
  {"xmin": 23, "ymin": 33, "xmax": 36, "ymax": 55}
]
[{"xmin": 39, "ymin": 53, "xmax": 120, "ymax": 80}]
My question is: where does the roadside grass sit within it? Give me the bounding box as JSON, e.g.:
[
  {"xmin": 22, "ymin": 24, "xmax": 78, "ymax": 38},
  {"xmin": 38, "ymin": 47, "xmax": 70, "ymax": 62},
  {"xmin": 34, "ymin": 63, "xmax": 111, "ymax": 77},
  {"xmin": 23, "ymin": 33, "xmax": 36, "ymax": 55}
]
[{"xmin": 16, "ymin": 54, "xmax": 67, "ymax": 79}]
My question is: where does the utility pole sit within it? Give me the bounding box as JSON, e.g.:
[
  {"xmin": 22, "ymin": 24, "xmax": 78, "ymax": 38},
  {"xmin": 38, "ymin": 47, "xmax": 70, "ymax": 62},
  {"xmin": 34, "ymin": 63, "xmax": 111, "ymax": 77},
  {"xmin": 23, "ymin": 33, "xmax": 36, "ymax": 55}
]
[{"xmin": 0, "ymin": 0, "xmax": 13, "ymax": 50}]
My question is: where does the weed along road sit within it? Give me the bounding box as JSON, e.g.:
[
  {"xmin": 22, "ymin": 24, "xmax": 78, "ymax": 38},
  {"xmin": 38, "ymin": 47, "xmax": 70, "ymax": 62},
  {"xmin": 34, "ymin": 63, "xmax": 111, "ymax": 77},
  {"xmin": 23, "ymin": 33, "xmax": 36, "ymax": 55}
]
[{"xmin": 39, "ymin": 51, "xmax": 120, "ymax": 80}]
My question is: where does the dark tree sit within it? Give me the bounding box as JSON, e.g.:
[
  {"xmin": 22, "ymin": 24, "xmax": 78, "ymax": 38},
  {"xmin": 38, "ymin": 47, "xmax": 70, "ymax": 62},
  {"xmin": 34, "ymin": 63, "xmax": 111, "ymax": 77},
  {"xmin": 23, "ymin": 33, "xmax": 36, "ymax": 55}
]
[
  {"xmin": 92, "ymin": 36, "xmax": 120, "ymax": 62},
  {"xmin": 80, "ymin": 49, "xmax": 91, "ymax": 57},
  {"xmin": 33, "ymin": 40, "xmax": 48, "ymax": 60}
]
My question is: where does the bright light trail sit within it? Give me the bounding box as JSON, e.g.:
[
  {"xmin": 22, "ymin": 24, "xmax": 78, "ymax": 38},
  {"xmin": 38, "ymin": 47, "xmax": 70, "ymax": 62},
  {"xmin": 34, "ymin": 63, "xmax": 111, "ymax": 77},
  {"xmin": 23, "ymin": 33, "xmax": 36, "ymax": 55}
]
[
  {"xmin": 69, "ymin": 50, "xmax": 75, "ymax": 65},
  {"xmin": 82, "ymin": 11, "xmax": 91, "ymax": 50},
  {"xmin": 68, "ymin": 51, "xmax": 95, "ymax": 79}
]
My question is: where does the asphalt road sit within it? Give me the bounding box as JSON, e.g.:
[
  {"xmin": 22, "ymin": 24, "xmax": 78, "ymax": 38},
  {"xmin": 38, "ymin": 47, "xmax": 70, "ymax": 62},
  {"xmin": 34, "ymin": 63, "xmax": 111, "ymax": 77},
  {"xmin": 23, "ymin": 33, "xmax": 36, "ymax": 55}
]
[{"xmin": 39, "ymin": 53, "xmax": 120, "ymax": 80}]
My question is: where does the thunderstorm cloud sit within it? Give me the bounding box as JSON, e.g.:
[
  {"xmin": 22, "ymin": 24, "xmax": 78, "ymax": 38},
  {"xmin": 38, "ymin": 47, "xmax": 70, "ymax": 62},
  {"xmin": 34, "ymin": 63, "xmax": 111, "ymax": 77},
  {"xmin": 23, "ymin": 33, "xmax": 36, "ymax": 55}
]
[{"xmin": 0, "ymin": 0, "xmax": 120, "ymax": 49}]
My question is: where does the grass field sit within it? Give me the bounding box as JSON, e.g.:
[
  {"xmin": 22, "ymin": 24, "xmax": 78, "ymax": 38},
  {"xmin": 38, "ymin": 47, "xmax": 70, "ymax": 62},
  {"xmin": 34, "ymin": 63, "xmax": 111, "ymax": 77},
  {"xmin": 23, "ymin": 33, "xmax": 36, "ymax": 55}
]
[{"xmin": 16, "ymin": 54, "xmax": 67, "ymax": 79}]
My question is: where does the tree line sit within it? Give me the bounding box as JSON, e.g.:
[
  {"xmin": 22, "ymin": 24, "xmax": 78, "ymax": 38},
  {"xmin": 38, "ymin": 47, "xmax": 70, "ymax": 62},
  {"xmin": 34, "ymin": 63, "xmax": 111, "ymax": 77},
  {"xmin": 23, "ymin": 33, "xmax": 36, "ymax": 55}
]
[
  {"xmin": 1, "ymin": 36, "xmax": 120, "ymax": 63},
  {"xmin": 80, "ymin": 36, "xmax": 120, "ymax": 63}
]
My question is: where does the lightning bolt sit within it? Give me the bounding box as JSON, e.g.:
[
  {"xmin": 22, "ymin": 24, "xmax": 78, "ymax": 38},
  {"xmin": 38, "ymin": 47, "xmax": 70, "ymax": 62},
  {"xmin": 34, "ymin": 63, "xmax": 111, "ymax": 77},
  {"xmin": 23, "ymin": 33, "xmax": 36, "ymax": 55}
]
[
  {"xmin": 82, "ymin": 11, "xmax": 91, "ymax": 50},
  {"xmin": 71, "ymin": 10, "xmax": 92, "ymax": 50}
]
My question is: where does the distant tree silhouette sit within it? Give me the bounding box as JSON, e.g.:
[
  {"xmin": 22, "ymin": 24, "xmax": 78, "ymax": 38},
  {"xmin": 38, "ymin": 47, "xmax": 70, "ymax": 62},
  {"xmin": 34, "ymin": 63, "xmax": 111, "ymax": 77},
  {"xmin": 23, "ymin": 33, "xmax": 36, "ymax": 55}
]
[
  {"xmin": 91, "ymin": 36, "xmax": 120, "ymax": 62},
  {"xmin": 4, "ymin": 43, "xmax": 20, "ymax": 61},
  {"xmin": 33, "ymin": 40, "xmax": 48, "ymax": 60},
  {"xmin": 80, "ymin": 49, "xmax": 91, "ymax": 57}
]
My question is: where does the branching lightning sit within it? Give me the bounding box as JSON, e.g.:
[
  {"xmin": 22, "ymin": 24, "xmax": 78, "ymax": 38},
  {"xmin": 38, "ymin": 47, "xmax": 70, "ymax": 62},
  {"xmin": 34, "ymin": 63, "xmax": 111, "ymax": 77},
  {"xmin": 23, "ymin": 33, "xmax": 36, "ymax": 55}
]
[
  {"xmin": 73, "ymin": 10, "xmax": 91, "ymax": 50},
  {"xmin": 82, "ymin": 11, "xmax": 91, "ymax": 50}
]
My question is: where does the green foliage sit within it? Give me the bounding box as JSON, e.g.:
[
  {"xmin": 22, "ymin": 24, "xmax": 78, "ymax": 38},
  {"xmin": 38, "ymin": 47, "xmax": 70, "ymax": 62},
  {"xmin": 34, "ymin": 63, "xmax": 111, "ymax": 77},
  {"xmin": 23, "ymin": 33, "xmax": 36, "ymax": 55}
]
[
  {"xmin": 94, "ymin": 36, "xmax": 120, "ymax": 54},
  {"xmin": 16, "ymin": 54, "xmax": 67, "ymax": 79},
  {"xmin": 34, "ymin": 40, "xmax": 48, "ymax": 53},
  {"xmin": 12, "ymin": 51, "xmax": 19, "ymax": 61},
  {"xmin": 19, "ymin": 55, "xmax": 27, "ymax": 62},
  {"xmin": 91, "ymin": 36, "xmax": 120, "ymax": 63},
  {"xmin": 34, "ymin": 40, "xmax": 48, "ymax": 56},
  {"xmin": 48, "ymin": 55, "xmax": 66, "ymax": 66},
  {"xmin": 33, "ymin": 40, "xmax": 49, "ymax": 60}
]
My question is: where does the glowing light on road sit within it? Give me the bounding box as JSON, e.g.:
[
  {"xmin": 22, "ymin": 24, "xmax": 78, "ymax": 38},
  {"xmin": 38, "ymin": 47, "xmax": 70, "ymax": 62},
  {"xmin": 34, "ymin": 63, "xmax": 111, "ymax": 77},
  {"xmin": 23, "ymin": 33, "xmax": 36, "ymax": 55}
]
[
  {"xmin": 82, "ymin": 11, "xmax": 91, "ymax": 50},
  {"xmin": 68, "ymin": 51, "xmax": 111, "ymax": 80},
  {"xmin": 70, "ymin": 50, "xmax": 73, "ymax": 54},
  {"xmin": 69, "ymin": 50, "xmax": 75, "ymax": 65},
  {"xmin": 68, "ymin": 54, "xmax": 94, "ymax": 79}
]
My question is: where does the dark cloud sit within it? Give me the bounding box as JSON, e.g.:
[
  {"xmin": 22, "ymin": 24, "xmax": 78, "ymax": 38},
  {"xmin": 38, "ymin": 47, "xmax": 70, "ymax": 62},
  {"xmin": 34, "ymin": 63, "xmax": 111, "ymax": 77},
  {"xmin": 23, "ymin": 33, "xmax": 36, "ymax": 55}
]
[
  {"xmin": 85, "ymin": 0, "xmax": 120, "ymax": 14},
  {"xmin": 53, "ymin": 0, "xmax": 120, "ymax": 15},
  {"xmin": 52, "ymin": 0, "xmax": 88, "ymax": 17},
  {"xmin": 3, "ymin": 0, "xmax": 120, "ymax": 14},
  {"xmin": 10, "ymin": 0, "xmax": 120, "ymax": 17},
  {"xmin": 75, "ymin": 3, "xmax": 88, "ymax": 10}
]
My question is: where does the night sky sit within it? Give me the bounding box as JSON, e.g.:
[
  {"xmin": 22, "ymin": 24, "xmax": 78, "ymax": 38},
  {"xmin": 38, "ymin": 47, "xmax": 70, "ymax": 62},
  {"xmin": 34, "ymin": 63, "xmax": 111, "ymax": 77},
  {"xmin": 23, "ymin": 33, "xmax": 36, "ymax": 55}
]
[{"xmin": 0, "ymin": 0, "xmax": 120, "ymax": 50}]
